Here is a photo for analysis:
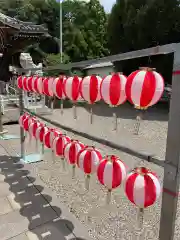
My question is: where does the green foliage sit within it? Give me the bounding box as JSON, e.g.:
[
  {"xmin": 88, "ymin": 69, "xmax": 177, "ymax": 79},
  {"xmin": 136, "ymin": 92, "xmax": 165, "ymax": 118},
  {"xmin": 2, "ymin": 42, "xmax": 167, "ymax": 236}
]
[
  {"xmin": 108, "ymin": 0, "xmax": 180, "ymax": 54},
  {"xmin": 0, "ymin": 0, "xmax": 109, "ymax": 65}
]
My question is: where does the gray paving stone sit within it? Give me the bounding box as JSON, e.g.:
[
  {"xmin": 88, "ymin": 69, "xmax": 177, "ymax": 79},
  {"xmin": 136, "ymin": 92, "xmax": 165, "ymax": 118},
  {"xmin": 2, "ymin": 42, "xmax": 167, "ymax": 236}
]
[
  {"xmin": 0, "ymin": 182, "xmax": 11, "ymax": 197},
  {"xmin": 0, "ymin": 197, "xmax": 12, "ymax": 215},
  {"xmin": 0, "ymin": 210, "xmax": 29, "ymax": 240},
  {"xmin": 9, "ymin": 233, "xmax": 29, "ymax": 240}
]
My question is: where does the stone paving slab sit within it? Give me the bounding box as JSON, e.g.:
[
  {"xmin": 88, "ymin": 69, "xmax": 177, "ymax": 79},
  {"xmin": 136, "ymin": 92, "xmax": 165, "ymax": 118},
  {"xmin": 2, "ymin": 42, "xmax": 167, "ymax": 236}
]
[
  {"xmin": 10, "ymin": 233, "xmax": 29, "ymax": 240},
  {"xmin": 23, "ymin": 164, "xmax": 93, "ymax": 240},
  {"xmin": 0, "ymin": 182, "xmax": 13, "ymax": 197},
  {"xmin": 0, "ymin": 129, "xmax": 93, "ymax": 240},
  {"xmin": 0, "ymin": 210, "xmax": 29, "ymax": 240},
  {"xmin": 0, "ymin": 197, "xmax": 13, "ymax": 216}
]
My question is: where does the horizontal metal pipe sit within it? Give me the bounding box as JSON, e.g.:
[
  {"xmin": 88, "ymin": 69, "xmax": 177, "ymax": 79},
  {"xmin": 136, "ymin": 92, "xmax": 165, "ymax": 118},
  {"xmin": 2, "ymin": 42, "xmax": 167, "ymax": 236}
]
[{"xmin": 25, "ymin": 108, "xmax": 164, "ymax": 168}]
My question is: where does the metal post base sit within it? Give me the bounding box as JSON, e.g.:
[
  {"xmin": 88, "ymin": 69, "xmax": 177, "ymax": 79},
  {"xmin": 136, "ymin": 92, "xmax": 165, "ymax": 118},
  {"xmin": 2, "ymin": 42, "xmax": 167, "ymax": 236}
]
[
  {"xmin": 20, "ymin": 153, "xmax": 42, "ymax": 164},
  {"xmin": 0, "ymin": 129, "xmax": 19, "ymax": 140}
]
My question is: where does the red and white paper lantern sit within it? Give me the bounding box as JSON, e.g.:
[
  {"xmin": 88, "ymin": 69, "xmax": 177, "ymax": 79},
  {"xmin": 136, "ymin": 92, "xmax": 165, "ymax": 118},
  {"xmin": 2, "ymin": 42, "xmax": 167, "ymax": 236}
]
[
  {"xmin": 64, "ymin": 76, "xmax": 82, "ymax": 102},
  {"xmin": 17, "ymin": 76, "xmax": 23, "ymax": 89},
  {"xmin": 125, "ymin": 69, "xmax": 164, "ymax": 109},
  {"xmin": 43, "ymin": 128, "xmax": 61, "ymax": 149},
  {"xmin": 26, "ymin": 76, "xmax": 34, "ymax": 92},
  {"xmin": 19, "ymin": 113, "xmax": 29, "ymax": 128},
  {"xmin": 97, "ymin": 155, "xmax": 127, "ymax": 204},
  {"xmin": 77, "ymin": 146, "xmax": 102, "ymax": 189},
  {"xmin": 125, "ymin": 167, "xmax": 161, "ymax": 208},
  {"xmin": 33, "ymin": 76, "xmax": 44, "ymax": 94},
  {"xmin": 100, "ymin": 73, "xmax": 127, "ymax": 130},
  {"xmin": 100, "ymin": 73, "xmax": 127, "ymax": 106},
  {"xmin": 64, "ymin": 76, "xmax": 82, "ymax": 118},
  {"xmin": 43, "ymin": 77, "xmax": 54, "ymax": 96},
  {"xmin": 52, "ymin": 76, "xmax": 66, "ymax": 99},
  {"xmin": 64, "ymin": 140, "xmax": 84, "ymax": 177},
  {"xmin": 23, "ymin": 114, "xmax": 31, "ymax": 131},
  {"xmin": 52, "ymin": 134, "xmax": 71, "ymax": 157},
  {"xmin": 36, "ymin": 125, "xmax": 49, "ymax": 143},
  {"xmin": 22, "ymin": 76, "xmax": 30, "ymax": 91},
  {"xmin": 80, "ymin": 75, "xmax": 102, "ymax": 104},
  {"xmin": 30, "ymin": 121, "xmax": 43, "ymax": 139}
]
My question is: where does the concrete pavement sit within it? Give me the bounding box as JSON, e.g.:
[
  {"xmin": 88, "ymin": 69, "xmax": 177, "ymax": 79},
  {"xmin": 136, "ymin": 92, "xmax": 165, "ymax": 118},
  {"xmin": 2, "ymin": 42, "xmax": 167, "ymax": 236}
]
[{"xmin": 0, "ymin": 132, "xmax": 92, "ymax": 240}]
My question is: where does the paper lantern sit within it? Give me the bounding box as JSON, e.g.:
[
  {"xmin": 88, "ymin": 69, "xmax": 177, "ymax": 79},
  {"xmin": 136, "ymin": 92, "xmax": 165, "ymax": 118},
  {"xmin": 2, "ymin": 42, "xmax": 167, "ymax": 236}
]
[
  {"xmin": 126, "ymin": 68, "xmax": 164, "ymax": 134},
  {"xmin": 43, "ymin": 77, "xmax": 54, "ymax": 96},
  {"xmin": 64, "ymin": 76, "xmax": 82, "ymax": 119},
  {"xmin": 23, "ymin": 76, "xmax": 30, "ymax": 91},
  {"xmin": 125, "ymin": 167, "xmax": 161, "ymax": 208},
  {"xmin": 100, "ymin": 73, "xmax": 127, "ymax": 106},
  {"xmin": 52, "ymin": 76, "xmax": 66, "ymax": 99},
  {"xmin": 19, "ymin": 113, "xmax": 28, "ymax": 128},
  {"xmin": 23, "ymin": 114, "xmax": 31, "ymax": 131},
  {"xmin": 125, "ymin": 167, "xmax": 161, "ymax": 230},
  {"xmin": 97, "ymin": 155, "xmax": 127, "ymax": 204},
  {"xmin": 64, "ymin": 76, "xmax": 82, "ymax": 101},
  {"xmin": 64, "ymin": 140, "xmax": 84, "ymax": 177},
  {"xmin": 77, "ymin": 146, "xmax": 102, "ymax": 189},
  {"xmin": 28, "ymin": 120, "xmax": 44, "ymax": 151},
  {"xmin": 43, "ymin": 128, "xmax": 61, "ymax": 149},
  {"xmin": 80, "ymin": 75, "xmax": 102, "ymax": 104},
  {"xmin": 52, "ymin": 134, "xmax": 71, "ymax": 157},
  {"xmin": 125, "ymin": 68, "xmax": 164, "ymax": 109},
  {"xmin": 33, "ymin": 76, "xmax": 43, "ymax": 94},
  {"xmin": 27, "ymin": 76, "xmax": 34, "ymax": 92},
  {"xmin": 17, "ymin": 76, "xmax": 23, "ymax": 89},
  {"xmin": 52, "ymin": 134, "xmax": 71, "ymax": 168},
  {"xmin": 36, "ymin": 125, "xmax": 49, "ymax": 143},
  {"xmin": 100, "ymin": 73, "xmax": 127, "ymax": 130},
  {"xmin": 52, "ymin": 76, "xmax": 66, "ymax": 115},
  {"xmin": 80, "ymin": 75, "xmax": 102, "ymax": 124}
]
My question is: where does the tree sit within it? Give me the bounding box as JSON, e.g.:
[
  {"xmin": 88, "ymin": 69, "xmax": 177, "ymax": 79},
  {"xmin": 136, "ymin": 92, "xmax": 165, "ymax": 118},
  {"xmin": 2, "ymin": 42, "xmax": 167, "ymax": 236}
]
[
  {"xmin": 108, "ymin": 0, "xmax": 180, "ymax": 54},
  {"xmin": 0, "ymin": 0, "xmax": 109, "ymax": 63},
  {"xmin": 62, "ymin": 0, "xmax": 109, "ymax": 61}
]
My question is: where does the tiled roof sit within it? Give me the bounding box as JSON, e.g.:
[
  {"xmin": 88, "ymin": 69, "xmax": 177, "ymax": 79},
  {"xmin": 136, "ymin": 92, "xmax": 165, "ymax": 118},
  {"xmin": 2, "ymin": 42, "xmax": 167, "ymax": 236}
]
[{"xmin": 0, "ymin": 12, "xmax": 47, "ymax": 33}]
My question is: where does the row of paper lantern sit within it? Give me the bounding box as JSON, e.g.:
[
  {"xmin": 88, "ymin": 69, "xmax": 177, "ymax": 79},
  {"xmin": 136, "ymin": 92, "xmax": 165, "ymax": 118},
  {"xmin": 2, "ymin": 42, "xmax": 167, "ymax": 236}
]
[
  {"xmin": 19, "ymin": 112, "xmax": 161, "ymax": 207},
  {"xmin": 17, "ymin": 68, "xmax": 165, "ymax": 109}
]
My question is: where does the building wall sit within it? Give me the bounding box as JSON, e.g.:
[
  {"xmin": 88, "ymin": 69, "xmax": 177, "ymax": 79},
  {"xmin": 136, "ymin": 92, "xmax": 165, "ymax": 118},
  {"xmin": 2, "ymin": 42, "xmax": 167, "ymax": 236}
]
[{"xmin": 86, "ymin": 66, "xmax": 114, "ymax": 77}]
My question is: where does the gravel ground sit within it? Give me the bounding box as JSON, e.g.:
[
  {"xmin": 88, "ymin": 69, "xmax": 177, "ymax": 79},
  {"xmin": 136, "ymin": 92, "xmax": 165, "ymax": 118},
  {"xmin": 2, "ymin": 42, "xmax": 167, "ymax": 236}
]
[
  {"xmin": 3, "ymin": 102, "xmax": 178, "ymax": 240},
  {"xmin": 45, "ymin": 102, "xmax": 168, "ymax": 160},
  {"xmin": 3, "ymin": 123, "xmax": 167, "ymax": 240}
]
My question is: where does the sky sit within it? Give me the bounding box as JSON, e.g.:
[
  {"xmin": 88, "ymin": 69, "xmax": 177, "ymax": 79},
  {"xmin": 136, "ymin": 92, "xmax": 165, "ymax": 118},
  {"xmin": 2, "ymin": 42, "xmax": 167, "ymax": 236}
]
[{"xmin": 99, "ymin": 0, "xmax": 116, "ymax": 13}]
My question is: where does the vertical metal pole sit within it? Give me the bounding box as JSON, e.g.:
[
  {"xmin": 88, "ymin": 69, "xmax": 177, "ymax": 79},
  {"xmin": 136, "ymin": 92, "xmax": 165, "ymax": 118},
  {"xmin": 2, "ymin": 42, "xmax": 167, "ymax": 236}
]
[
  {"xmin": 19, "ymin": 88, "xmax": 25, "ymax": 160},
  {"xmin": 159, "ymin": 49, "xmax": 180, "ymax": 240},
  {"xmin": 60, "ymin": 0, "xmax": 63, "ymax": 63},
  {"xmin": 0, "ymin": 97, "xmax": 3, "ymax": 133}
]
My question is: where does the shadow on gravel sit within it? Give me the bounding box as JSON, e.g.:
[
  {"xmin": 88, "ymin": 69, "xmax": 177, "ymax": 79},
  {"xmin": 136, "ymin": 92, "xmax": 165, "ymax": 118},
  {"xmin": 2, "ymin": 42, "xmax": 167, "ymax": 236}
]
[
  {"xmin": 84, "ymin": 102, "xmax": 169, "ymax": 122},
  {"xmin": 0, "ymin": 155, "xmax": 88, "ymax": 240}
]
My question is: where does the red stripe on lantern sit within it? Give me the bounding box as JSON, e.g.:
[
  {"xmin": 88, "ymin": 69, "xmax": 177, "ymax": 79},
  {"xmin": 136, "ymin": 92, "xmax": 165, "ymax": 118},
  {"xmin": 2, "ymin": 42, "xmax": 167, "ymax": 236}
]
[
  {"xmin": 140, "ymin": 71, "xmax": 156, "ymax": 107},
  {"xmin": 144, "ymin": 174, "xmax": 157, "ymax": 208},
  {"xmin": 109, "ymin": 74, "xmax": 121, "ymax": 105},
  {"xmin": 125, "ymin": 172, "xmax": 138, "ymax": 205}
]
